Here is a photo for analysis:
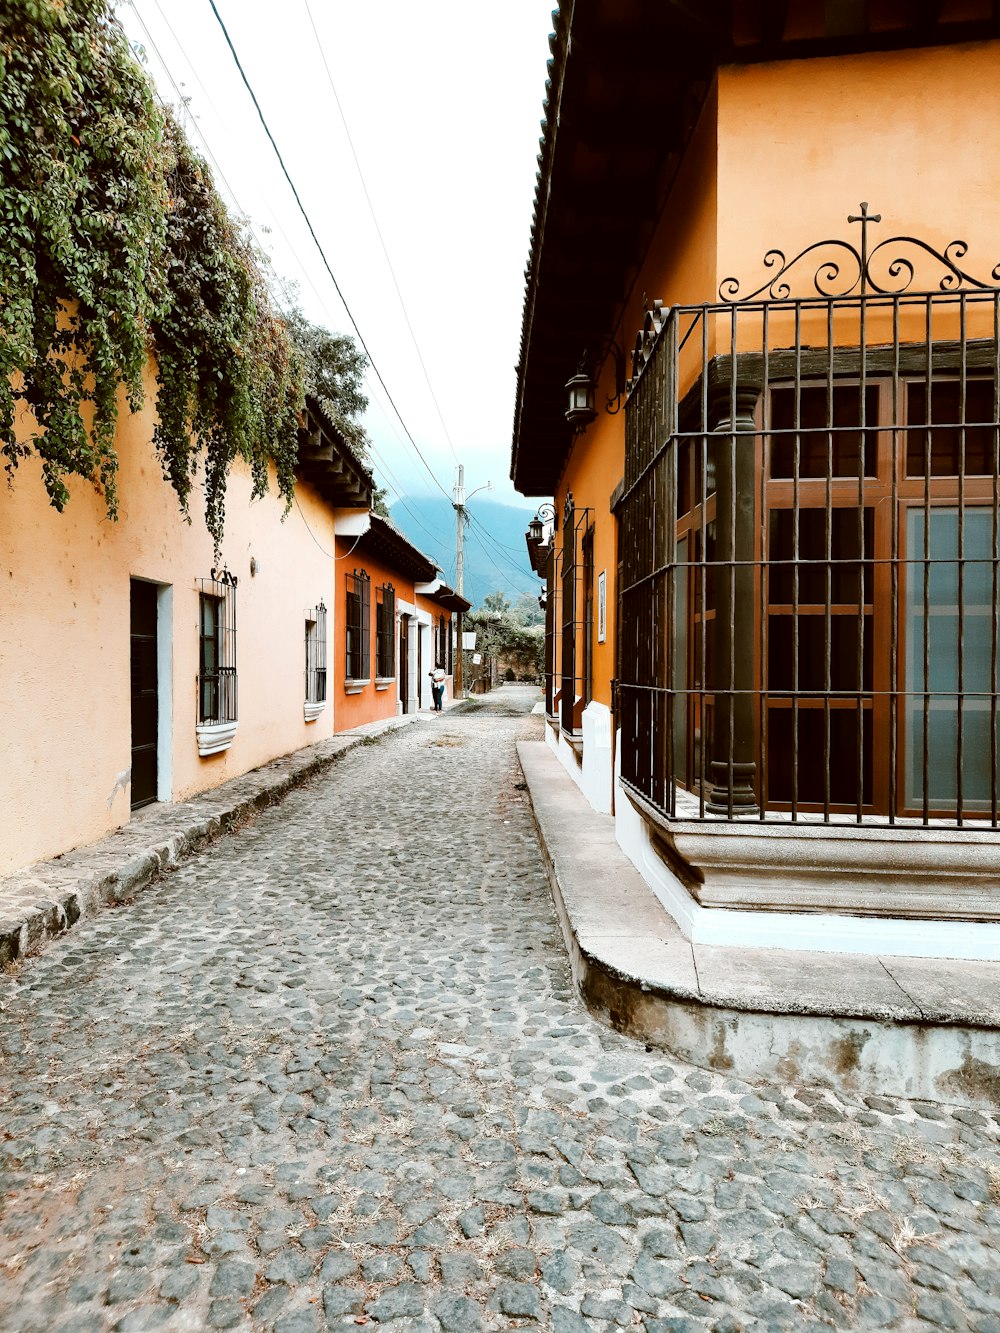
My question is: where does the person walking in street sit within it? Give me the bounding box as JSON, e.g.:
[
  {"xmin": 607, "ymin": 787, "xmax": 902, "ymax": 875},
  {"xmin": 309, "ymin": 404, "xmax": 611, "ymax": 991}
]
[{"xmin": 429, "ymin": 663, "xmax": 446, "ymax": 712}]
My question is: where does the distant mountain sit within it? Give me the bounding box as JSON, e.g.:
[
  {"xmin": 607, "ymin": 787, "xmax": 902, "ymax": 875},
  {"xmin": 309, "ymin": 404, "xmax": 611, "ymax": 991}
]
[{"xmin": 388, "ymin": 495, "xmax": 541, "ymax": 611}]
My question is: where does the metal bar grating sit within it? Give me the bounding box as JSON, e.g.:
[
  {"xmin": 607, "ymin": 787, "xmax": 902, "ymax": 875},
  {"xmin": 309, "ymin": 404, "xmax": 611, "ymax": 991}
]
[
  {"xmin": 620, "ymin": 285, "xmax": 1000, "ymax": 828},
  {"xmin": 197, "ymin": 569, "xmax": 238, "ymax": 724}
]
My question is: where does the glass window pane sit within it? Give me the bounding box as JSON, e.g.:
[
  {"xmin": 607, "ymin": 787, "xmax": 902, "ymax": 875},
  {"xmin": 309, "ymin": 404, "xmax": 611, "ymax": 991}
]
[
  {"xmin": 672, "ymin": 537, "xmax": 688, "ymax": 781},
  {"xmin": 770, "ymin": 384, "xmax": 879, "ymax": 478},
  {"xmin": 767, "ymin": 706, "xmax": 872, "ymax": 806},
  {"xmin": 905, "ymin": 506, "xmax": 997, "ymax": 809},
  {"xmin": 906, "ymin": 379, "xmax": 998, "ymax": 477},
  {"xmin": 768, "ymin": 508, "xmax": 873, "ymax": 604}
]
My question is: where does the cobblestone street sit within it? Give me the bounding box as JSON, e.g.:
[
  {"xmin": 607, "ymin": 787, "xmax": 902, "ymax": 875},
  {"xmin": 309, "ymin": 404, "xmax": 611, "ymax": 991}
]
[{"xmin": 2, "ymin": 685, "xmax": 1000, "ymax": 1332}]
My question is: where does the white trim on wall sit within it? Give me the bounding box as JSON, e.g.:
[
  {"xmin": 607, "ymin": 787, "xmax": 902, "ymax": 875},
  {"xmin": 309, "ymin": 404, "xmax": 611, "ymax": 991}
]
[{"xmin": 156, "ymin": 584, "xmax": 173, "ymax": 802}]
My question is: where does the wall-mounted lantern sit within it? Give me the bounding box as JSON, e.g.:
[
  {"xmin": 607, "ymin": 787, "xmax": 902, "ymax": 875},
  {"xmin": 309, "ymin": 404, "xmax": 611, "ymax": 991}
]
[
  {"xmin": 525, "ymin": 501, "xmax": 556, "ymax": 578},
  {"xmin": 564, "ymin": 341, "xmax": 627, "ymax": 432},
  {"xmin": 564, "ymin": 365, "xmax": 597, "ymax": 431}
]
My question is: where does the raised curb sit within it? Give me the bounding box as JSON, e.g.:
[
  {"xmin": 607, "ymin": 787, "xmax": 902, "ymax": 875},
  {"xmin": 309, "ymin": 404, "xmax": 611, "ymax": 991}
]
[
  {"xmin": 517, "ymin": 739, "xmax": 1000, "ymax": 1107},
  {"xmin": 0, "ymin": 707, "xmax": 459, "ymax": 971}
]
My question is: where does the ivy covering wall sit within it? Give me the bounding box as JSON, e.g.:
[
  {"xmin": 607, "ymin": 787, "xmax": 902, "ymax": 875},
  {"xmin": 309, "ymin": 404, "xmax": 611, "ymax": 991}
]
[{"xmin": 0, "ymin": 0, "xmax": 305, "ymax": 547}]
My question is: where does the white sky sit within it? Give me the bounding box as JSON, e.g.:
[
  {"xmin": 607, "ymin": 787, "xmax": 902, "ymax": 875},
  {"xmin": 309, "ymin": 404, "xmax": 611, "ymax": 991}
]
[{"xmin": 116, "ymin": 0, "xmax": 554, "ymax": 510}]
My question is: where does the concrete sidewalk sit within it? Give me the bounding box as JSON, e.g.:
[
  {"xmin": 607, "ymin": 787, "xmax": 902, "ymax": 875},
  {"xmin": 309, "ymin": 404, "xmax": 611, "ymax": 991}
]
[
  {"xmin": 517, "ymin": 739, "xmax": 1000, "ymax": 1107},
  {"xmin": 0, "ymin": 704, "xmax": 462, "ymax": 970}
]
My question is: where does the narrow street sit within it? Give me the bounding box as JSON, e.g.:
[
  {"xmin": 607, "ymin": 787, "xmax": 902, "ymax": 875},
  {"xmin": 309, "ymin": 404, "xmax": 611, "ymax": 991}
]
[{"xmin": 1, "ymin": 686, "xmax": 998, "ymax": 1333}]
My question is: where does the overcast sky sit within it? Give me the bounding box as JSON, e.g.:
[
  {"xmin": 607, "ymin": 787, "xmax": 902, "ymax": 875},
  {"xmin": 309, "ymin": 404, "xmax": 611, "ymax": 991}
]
[{"xmin": 116, "ymin": 0, "xmax": 554, "ymax": 511}]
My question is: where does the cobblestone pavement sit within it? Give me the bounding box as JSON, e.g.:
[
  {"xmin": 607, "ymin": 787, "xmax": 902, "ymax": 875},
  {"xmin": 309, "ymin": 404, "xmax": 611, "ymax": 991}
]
[{"xmin": 2, "ymin": 684, "xmax": 1000, "ymax": 1333}]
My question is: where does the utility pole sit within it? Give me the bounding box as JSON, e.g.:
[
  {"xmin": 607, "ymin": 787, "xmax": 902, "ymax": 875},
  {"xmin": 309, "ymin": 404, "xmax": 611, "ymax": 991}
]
[
  {"xmin": 452, "ymin": 467, "xmax": 491, "ymax": 698},
  {"xmin": 453, "ymin": 465, "xmax": 466, "ymax": 698},
  {"xmin": 453, "ymin": 463, "xmax": 466, "ymax": 598}
]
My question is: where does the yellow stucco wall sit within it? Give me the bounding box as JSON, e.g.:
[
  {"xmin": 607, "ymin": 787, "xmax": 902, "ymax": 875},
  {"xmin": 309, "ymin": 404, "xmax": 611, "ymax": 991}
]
[
  {"xmin": 551, "ymin": 40, "xmax": 1000, "ymax": 717},
  {"xmin": 0, "ymin": 370, "xmax": 338, "ymax": 876},
  {"xmin": 553, "ymin": 82, "xmax": 721, "ymax": 710},
  {"xmin": 716, "ymin": 43, "xmax": 1000, "ymax": 294}
]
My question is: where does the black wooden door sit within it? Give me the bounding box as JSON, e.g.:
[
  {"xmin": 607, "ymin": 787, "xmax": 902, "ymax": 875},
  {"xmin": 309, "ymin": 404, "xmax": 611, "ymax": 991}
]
[{"xmin": 130, "ymin": 580, "xmax": 158, "ymax": 809}]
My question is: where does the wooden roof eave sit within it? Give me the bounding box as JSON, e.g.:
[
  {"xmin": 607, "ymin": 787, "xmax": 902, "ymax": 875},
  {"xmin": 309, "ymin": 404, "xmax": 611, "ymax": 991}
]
[
  {"xmin": 356, "ymin": 515, "xmax": 438, "ymax": 584},
  {"xmin": 297, "ymin": 397, "xmax": 373, "ymax": 510},
  {"xmin": 509, "ymin": 0, "xmax": 999, "ymax": 498}
]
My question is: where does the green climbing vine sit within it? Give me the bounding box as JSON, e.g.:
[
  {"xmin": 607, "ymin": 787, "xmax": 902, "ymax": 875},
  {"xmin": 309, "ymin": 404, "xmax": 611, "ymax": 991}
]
[{"xmin": 0, "ymin": 0, "xmax": 305, "ymax": 548}]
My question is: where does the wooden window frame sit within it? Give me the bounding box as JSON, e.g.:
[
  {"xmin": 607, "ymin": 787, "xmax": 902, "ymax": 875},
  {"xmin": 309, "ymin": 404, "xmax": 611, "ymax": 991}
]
[
  {"xmin": 376, "ymin": 583, "xmax": 396, "ymax": 680},
  {"xmin": 346, "ymin": 569, "xmax": 371, "ymax": 683}
]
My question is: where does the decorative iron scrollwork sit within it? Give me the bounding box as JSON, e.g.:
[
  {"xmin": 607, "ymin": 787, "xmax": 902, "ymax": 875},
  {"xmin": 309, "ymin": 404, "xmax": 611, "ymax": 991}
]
[
  {"xmin": 210, "ymin": 566, "xmax": 238, "ymax": 588},
  {"xmin": 719, "ymin": 202, "xmax": 1000, "ymax": 303},
  {"xmin": 627, "ymin": 299, "xmax": 668, "ymax": 394}
]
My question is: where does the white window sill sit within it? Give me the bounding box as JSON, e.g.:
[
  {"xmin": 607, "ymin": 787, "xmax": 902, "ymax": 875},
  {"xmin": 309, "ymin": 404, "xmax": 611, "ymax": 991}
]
[
  {"xmin": 375, "ymin": 677, "xmax": 395, "ymax": 691},
  {"xmin": 345, "ymin": 679, "xmax": 370, "ymax": 695},
  {"xmin": 304, "ymin": 700, "xmax": 326, "ymax": 722},
  {"xmin": 197, "ymin": 719, "xmax": 238, "ymax": 757}
]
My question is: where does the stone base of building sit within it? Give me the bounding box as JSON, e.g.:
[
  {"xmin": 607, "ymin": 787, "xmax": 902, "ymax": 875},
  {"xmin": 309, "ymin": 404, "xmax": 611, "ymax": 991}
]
[
  {"xmin": 613, "ymin": 734, "xmax": 1000, "ymax": 963},
  {"xmin": 518, "ymin": 738, "xmax": 1000, "ymax": 1109}
]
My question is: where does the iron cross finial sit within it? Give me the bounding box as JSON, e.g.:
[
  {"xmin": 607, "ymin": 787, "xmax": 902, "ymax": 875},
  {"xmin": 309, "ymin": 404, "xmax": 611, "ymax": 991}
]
[
  {"xmin": 848, "ymin": 201, "xmax": 882, "ymax": 228},
  {"xmin": 848, "ymin": 202, "xmax": 882, "ymax": 295}
]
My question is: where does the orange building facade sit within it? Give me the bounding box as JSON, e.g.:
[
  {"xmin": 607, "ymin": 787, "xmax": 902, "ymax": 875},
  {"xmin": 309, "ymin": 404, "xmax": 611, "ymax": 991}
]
[
  {"xmin": 2, "ymin": 389, "xmax": 386, "ymax": 879},
  {"xmin": 513, "ymin": 5, "xmax": 1000, "ymax": 960},
  {"xmin": 333, "ymin": 513, "xmax": 468, "ymax": 731}
]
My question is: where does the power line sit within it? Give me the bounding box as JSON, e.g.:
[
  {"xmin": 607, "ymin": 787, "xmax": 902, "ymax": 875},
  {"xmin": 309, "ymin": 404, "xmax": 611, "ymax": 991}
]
[
  {"xmin": 465, "ymin": 524, "xmax": 529, "ymax": 598},
  {"xmin": 146, "ymin": 0, "xmax": 225, "ymax": 123},
  {"xmin": 128, "ymin": 3, "xmax": 303, "ymax": 316},
  {"xmin": 466, "ymin": 511, "xmax": 532, "ymax": 579},
  {"xmin": 466, "ymin": 508, "xmax": 534, "ymax": 558},
  {"xmin": 302, "ymin": 0, "xmax": 460, "ymax": 466},
  {"xmin": 293, "ymin": 497, "xmax": 365, "ymax": 561},
  {"xmin": 127, "ymin": 2, "xmax": 452, "ymax": 577},
  {"xmin": 130, "ymin": 0, "xmax": 453, "ymax": 547},
  {"xmin": 206, "ymin": 0, "xmax": 453, "ymax": 506}
]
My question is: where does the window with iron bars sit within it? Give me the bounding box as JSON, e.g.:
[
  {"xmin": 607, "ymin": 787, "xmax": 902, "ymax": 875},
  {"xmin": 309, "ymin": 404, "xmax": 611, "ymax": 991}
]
[
  {"xmin": 345, "ymin": 569, "xmax": 370, "ymax": 681},
  {"xmin": 198, "ymin": 572, "xmax": 237, "ymax": 724},
  {"xmin": 305, "ymin": 601, "xmax": 327, "ymax": 708},
  {"xmin": 559, "ymin": 494, "xmax": 592, "ymax": 735},
  {"xmin": 376, "ymin": 583, "xmax": 396, "ymax": 678},
  {"xmin": 582, "ymin": 525, "xmax": 595, "ymax": 708},
  {"xmin": 621, "ymin": 283, "xmax": 1000, "ymax": 828}
]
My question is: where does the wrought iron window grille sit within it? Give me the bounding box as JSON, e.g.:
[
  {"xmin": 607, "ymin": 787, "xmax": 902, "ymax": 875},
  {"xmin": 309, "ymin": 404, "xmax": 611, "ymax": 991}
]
[
  {"xmin": 197, "ymin": 569, "xmax": 237, "ymax": 725},
  {"xmin": 376, "ymin": 583, "xmax": 396, "ymax": 679},
  {"xmin": 346, "ymin": 569, "xmax": 371, "ymax": 681},
  {"xmin": 559, "ymin": 496, "xmax": 593, "ymax": 736},
  {"xmin": 305, "ymin": 601, "xmax": 327, "ymax": 705},
  {"xmin": 619, "ymin": 207, "xmax": 1000, "ymax": 830}
]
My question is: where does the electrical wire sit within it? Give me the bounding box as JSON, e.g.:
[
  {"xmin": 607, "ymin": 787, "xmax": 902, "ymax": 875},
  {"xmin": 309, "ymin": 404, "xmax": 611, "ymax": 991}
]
[
  {"xmin": 301, "ymin": 0, "xmax": 460, "ymax": 466},
  {"xmin": 466, "ymin": 508, "xmax": 535, "ymax": 560},
  {"xmin": 206, "ymin": 0, "xmax": 453, "ymax": 506},
  {"xmin": 465, "ymin": 523, "xmax": 530, "ymax": 597},
  {"xmin": 128, "ymin": 0, "xmax": 472, "ymax": 586},
  {"xmin": 128, "ymin": 1, "xmax": 452, "ymax": 560},
  {"xmin": 293, "ymin": 497, "xmax": 365, "ymax": 561},
  {"xmin": 128, "ymin": 3, "xmax": 304, "ymax": 315},
  {"xmin": 466, "ymin": 511, "xmax": 533, "ymax": 578}
]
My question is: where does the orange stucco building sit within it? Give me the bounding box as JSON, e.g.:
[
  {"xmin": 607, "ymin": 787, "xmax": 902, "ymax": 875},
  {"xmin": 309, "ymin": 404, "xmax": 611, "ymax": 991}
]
[
  {"xmin": 332, "ymin": 513, "xmax": 468, "ymax": 731},
  {"xmin": 0, "ymin": 390, "xmax": 373, "ymax": 878},
  {"xmin": 513, "ymin": 3, "xmax": 1000, "ymax": 960}
]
